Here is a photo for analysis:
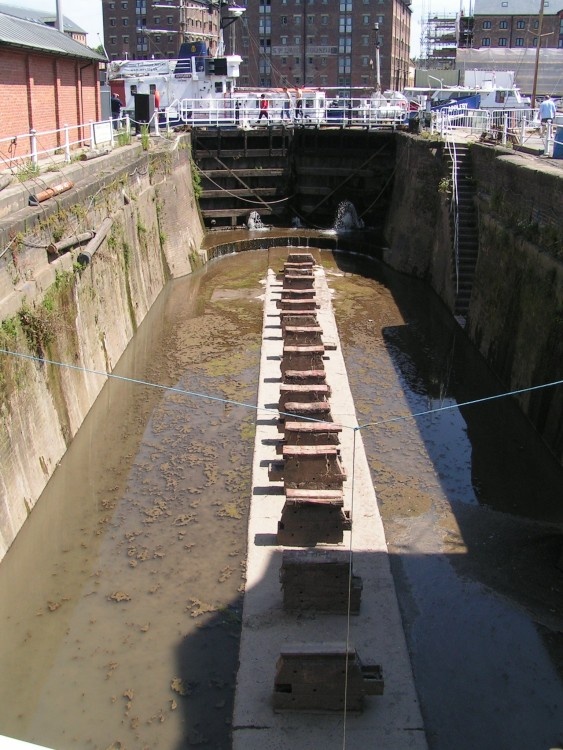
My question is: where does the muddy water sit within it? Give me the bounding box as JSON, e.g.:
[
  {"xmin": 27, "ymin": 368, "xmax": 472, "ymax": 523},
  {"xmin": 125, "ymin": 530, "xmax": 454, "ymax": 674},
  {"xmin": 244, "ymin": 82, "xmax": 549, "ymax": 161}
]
[
  {"xmin": 0, "ymin": 244, "xmax": 562, "ymax": 750},
  {"xmin": 0, "ymin": 252, "xmax": 268, "ymax": 750}
]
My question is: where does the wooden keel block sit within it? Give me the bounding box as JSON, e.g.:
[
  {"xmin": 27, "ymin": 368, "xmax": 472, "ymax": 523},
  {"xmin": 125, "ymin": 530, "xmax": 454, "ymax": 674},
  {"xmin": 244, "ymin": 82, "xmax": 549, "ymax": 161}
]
[
  {"xmin": 280, "ymin": 549, "xmax": 362, "ymax": 613},
  {"xmin": 273, "ymin": 643, "xmax": 384, "ymax": 712}
]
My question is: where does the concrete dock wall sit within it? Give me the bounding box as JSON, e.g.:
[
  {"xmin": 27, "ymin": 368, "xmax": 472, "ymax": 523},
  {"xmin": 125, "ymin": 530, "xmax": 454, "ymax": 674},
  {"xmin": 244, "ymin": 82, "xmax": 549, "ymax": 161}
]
[{"xmin": 0, "ymin": 137, "xmax": 203, "ymax": 560}]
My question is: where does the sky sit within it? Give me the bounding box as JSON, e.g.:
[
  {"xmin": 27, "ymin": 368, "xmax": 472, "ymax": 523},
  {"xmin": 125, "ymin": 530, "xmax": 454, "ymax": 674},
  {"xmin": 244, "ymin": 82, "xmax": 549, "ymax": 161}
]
[{"xmin": 11, "ymin": 0, "xmax": 466, "ymax": 57}]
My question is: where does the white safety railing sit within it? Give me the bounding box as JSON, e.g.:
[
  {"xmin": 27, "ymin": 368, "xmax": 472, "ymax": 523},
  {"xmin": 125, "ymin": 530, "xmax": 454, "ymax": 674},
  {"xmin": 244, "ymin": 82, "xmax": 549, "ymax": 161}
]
[
  {"xmin": 0, "ymin": 116, "xmax": 134, "ymax": 173},
  {"xmin": 160, "ymin": 96, "xmax": 409, "ymax": 129}
]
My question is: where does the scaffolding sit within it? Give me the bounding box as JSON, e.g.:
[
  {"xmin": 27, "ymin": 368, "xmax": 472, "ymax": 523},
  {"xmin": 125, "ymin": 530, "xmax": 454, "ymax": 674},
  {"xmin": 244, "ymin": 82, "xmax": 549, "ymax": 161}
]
[{"xmin": 422, "ymin": 13, "xmax": 459, "ymax": 69}]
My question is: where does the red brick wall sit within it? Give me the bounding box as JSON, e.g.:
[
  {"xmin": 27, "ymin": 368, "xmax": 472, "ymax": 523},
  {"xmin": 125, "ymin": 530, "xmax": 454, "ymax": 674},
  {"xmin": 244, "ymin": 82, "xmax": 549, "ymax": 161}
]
[{"xmin": 0, "ymin": 48, "xmax": 100, "ymax": 161}]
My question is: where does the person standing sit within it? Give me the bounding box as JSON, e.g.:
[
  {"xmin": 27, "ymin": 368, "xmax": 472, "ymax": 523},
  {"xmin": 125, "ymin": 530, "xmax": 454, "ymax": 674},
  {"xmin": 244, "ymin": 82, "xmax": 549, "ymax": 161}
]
[
  {"xmin": 538, "ymin": 95, "xmax": 557, "ymax": 135},
  {"xmin": 111, "ymin": 92, "xmax": 122, "ymax": 130},
  {"xmin": 282, "ymin": 87, "xmax": 292, "ymax": 122},
  {"xmin": 295, "ymin": 86, "xmax": 303, "ymax": 122},
  {"xmin": 258, "ymin": 93, "xmax": 270, "ymax": 123}
]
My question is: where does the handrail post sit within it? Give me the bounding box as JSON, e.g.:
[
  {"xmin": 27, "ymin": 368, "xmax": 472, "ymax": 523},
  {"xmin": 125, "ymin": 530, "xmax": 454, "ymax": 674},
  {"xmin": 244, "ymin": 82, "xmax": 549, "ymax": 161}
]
[
  {"xmin": 30, "ymin": 129, "xmax": 38, "ymax": 166},
  {"xmin": 89, "ymin": 120, "xmax": 95, "ymax": 148},
  {"xmin": 110, "ymin": 118, "xmax": 115, "ymax": 148},
  {"xmin": 502, "ymin": 113, "xmax": 508, "ymax": 146},
  {"xmin": 125, "ymin": 112, "xmax": 131, "ymax": 136},
  {"xmin": 64, "ymin": 124, "xmax": 71, "ymax": 162}
]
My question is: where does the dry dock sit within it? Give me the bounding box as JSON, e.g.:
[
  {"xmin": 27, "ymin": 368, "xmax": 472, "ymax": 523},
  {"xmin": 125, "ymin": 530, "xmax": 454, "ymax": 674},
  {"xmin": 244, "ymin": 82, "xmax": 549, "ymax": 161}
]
[{"xmin": 233, "ymin": 251, "xmax": 428, "ymax": 749}]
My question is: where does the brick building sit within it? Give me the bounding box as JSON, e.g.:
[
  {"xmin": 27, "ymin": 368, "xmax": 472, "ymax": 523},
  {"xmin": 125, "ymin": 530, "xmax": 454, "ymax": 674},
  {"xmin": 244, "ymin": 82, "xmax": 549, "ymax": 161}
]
[
  {"xmin": 102, "ymin": 0, "xmax": 221, "ymax": 60},
  {"xmin": 102, "ymin": 0, "xmax": 412, "ymax": 92},
  {"xmin": 238, "ymin": 0, "xmax": 412, "ymax": 92},
  {"xmin": 0, "ymin": 12, "xmax": 104, "ymax": 152},
  {"xmin": 472, "ymin": 0, "xmax": 563, "ymax": 50}
]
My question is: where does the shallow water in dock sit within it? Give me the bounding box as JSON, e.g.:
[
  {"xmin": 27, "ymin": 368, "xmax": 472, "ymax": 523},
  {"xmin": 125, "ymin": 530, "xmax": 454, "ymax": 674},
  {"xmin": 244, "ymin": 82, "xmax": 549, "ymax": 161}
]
[{"xmin": 0, "ymin": 243, "xmax": 562, "ymax": 750}]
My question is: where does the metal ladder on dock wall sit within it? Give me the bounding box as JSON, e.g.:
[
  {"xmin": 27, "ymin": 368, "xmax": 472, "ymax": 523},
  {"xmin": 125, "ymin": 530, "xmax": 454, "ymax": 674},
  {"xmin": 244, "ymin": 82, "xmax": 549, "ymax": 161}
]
[{"xmin": 445, "ymin": 141, "xmax": 479, "ymax": 320}]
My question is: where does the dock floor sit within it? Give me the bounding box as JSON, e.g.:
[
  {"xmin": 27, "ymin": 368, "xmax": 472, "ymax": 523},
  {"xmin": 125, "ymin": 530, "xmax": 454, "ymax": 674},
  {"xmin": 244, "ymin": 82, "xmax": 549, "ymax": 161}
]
[{"xmin": 232, "ymin": 258, "xmax": 428, "ymax": 749}]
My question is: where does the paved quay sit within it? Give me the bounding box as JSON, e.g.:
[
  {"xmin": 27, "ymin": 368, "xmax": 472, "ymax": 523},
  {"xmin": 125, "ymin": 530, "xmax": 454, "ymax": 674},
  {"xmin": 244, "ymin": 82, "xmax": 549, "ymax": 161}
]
[{"xmin": 232, "ymin": 251, "xmax": 427, "ymax": 750}]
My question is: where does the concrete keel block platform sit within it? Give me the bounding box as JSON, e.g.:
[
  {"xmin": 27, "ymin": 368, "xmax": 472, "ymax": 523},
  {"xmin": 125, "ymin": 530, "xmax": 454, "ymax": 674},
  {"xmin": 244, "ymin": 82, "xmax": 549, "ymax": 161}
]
[{"xmin": 233, "ymin": 257, "xmax": 427, "ymax": 750}]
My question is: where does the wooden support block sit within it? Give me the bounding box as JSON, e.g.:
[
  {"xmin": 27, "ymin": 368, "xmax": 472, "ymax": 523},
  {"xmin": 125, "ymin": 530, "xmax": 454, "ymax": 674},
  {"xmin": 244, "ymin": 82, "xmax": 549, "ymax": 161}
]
[
  {"xmin": 283, "ymin": 325, "xmax": 324, "ymax": 347},
  {"xmin": 280, "ymin": 549, "xmax": 362, "ymax": 613},
  {"xmin": 273, "ymin": 643, "xmax": 383, "ymax": 712},
  {"xmin": 281, "ymin": 314, "xmax": 318, "ymax": 332},
  {"xmin": 281, "ymin": 289, "xmax": 316, "ymax": 301},
  {"xmin": 281, "ymin": 444, "xmax": 346, "ymax": 489},
  {"xmin": 279, "ymin": 383, "xmax": 330, "ymax": 410},
  {"xmin": 277, "ymin": 502, "xmax": 350, "ymax": 546},
  {"xmin": 279, "ymin": 298, "xmax": 317, "ymax": 312},
  {"xmin": 279, "ymin": 402, "xmax": 332, "ymax": 429},
  {"xmin": 287, "ymin": 253, "xmax": 314, "ymax": 264},
  {"xmin": 283, "ymin": 369, "xmax": 326, "ymax": 385},
  {"xmin": 285, "ymin": 487, "xmax": 344, "ymax": 505},
  {"xmin": 281, "ymin": 349, "xmax": 325, "ymax": 375},
  {"xmin": 283, "ymin": 274, "xmax": 315, "ymax": 290},
  {"xmin": 284, "ymin": 420, "xmax": 341, "ymax": 445}
]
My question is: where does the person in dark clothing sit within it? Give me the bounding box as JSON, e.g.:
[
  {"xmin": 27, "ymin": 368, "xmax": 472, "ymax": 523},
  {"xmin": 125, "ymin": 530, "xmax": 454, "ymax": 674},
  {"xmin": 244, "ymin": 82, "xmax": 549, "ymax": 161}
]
[{"xmin": 111, "ymin": 93, "xmax": 122, "ymax": 129}]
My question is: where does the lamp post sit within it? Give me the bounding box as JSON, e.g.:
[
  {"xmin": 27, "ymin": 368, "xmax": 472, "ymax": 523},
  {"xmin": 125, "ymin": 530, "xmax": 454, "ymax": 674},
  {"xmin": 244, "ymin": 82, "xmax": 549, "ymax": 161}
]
[
  {"xmin": 373, "ymin": 23, "xmax": 381, "ymax": 93},
  {"xmin": 219, "ymin": 3, "xmax": 245, "ymax": 55}
]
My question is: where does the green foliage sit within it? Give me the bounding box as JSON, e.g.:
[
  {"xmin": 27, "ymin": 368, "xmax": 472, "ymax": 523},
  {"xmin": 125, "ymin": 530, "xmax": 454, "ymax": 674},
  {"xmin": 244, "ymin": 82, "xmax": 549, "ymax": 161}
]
[
  {"xmin": 18, "ymin": 305, "xmax": 53, "ymax": 357},
  {"xmin": 117, "ymin": 129, "xmax": 131, "ymax": 147},
  {"xmin": 1, "ymin": 317, "xmax": 18, "ymax": 340},
  {"xmin": 15, "ymin": 160, "xmax": 40, "ymax": 181},
  {"xmin": 438, "ymin": 177, "xmax": 451, "ymax": 194},
  {"xmin": 191, "ymin": 159, "xmax": 203, "ymax": 199},
  {"xmin": 140, "ymin": 124, "xmax": 150, "ymax": 151}
]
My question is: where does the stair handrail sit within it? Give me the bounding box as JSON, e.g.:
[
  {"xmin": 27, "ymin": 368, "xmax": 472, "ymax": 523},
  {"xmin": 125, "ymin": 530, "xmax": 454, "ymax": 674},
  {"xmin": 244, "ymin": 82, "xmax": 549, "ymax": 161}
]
[{"xmin": 444, "ymin": 128, "xmax": 460, "ymax": 297}]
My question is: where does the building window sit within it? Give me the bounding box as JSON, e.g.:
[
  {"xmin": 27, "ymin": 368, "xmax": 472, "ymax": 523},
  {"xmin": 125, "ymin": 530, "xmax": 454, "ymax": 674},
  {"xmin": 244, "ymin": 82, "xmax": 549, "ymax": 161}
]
[
  {"xmin": 339, "ymin": 36, "xmax": 351, "ymax": 52},
  {"xmin": 533, "ymin": 19, "xmax": 539, "ymax": 28},
  {"xmin": 307, "ymin": 14, "xmax": 314, "ymax": 24},
  {"xmin": 281, "ymin": 15, "xmax": 287, "ymax": 23},
  {"xmin": 482, "ymin": 36, "xmax": 490, "ymax": 45},
  {"xmin": 498, "ymin": 36, "xmax": 507, "ymax": 45},
  {"xmin": 532, "ymin": 36, "xmax": 538, "ymax": 45},
  {"xmin": 294, "ymin": 56, "xmax": 300, "ymax": 64},
  {"xmin": 377, "ymin": 14, "xmax": 384, "ymax": 23},
  {"xmin": 320, "ymin": 56, "xmax": 327, "ymax": 65},
  {"xmin": 516, "ymin": 19, "xmax": 525, "ymax": 28},
  {"xmin": 339, "ymin": 0, "xmax": 351, "ymax": 9},
  {"xmin": 338, "ymin": 56, "xmax": 351, "ymax": 73},
  {"xmin": 482, "ymin": 20, "xmax": 491, "ymax": 28},
  {"xmin": 123, "ymin": 35, "xmax": 129, "ymax": 42},
  {"xmin": 109, "ymin": 17, "xmax": 116, "ymax": 26},
  {"xmin": 361, "ymin": 34, "xmax": 369, "ymax": 44},
  {"xmin": 122, "ymin": 18, "xmax": 128, "ymax": 25},
  {"xmin": 109, "ymin": 35, "xmax": 117, "ymax": 44},
  {"xmin": 109, "ymin": 2, "xmax": 115, "ymax": 7},
  {"xmin": 499, "ymin": 20, "xmax": 507, "ymax": 28},
  {"xmin": 293, "ymin": 14, "xmax": 301, "ymax": 24},
  {"xmin": 339, "ymin": 17, "xmax": 352, "ymax": 32},
  {"xmin": 515, "ymin": 37, "xmax": 524, "ymax": 45},
  {"xmin": 362, "ymin": 14, "xmax": 370, "ymax": 24},
  {"xmin": 121, "ymin": 1, "xmax": 128, "ymax": 8},
  {"xmin": 167, "ymin": 16, "xmax": 173, "ymax": 23},
  {"xmin": 294, "ymin": 35, "xmax": 301, "ymax": 44},
  {"xmin": 361, "ymin": 55, "xmax": 369, "ymax": 65},
  {"xmin": 281, "ymin": 35, "xmax": 288, "ymax": 43},
  {"xmin": 321, "ymin": 14, "xmax": 328, "ymax": 24}
]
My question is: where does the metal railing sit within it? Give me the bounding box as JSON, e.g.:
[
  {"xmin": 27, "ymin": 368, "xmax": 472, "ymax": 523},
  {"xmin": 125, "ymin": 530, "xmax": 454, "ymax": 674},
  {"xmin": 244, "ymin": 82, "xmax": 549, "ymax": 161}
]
[{"xmin": 0, "ymin": 116, "xmax": 134, "ymax": 173}]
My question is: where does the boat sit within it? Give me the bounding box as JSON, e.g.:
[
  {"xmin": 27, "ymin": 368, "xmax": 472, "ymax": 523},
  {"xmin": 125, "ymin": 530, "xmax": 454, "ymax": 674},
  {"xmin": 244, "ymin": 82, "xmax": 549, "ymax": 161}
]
[{"xmin": 108, "ymin": 42, "xmax": 243, "ymax": 127}]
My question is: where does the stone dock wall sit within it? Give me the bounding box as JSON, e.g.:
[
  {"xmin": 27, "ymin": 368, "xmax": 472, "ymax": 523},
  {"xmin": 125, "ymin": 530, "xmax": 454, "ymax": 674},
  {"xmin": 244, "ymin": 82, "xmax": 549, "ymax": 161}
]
[
  {"xmin": 385, "ymin": 134, "xmax": 563, "ymax": 464},
  {"xmin": 0, "ymin": 137, "xmax": 203, "ymax": 559}
]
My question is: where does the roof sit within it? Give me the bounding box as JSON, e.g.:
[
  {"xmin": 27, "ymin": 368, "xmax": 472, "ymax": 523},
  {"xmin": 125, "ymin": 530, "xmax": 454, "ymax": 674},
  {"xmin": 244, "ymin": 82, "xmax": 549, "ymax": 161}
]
[
  {"xmin": 473, "ymin": 0, "xmax": 559, "ymax": 15},
  {"xmin": 0, "ymin": 3, "xmax": 86, "ymax": 33},
  {"xmin": 0, "ymin": 12, "xmax": 105, "ymax": 60}
]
